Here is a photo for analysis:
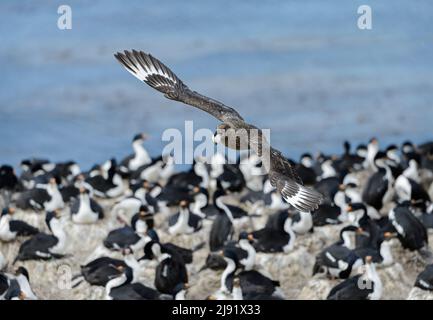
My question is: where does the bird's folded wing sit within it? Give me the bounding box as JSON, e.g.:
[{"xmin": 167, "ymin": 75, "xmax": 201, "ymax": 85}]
[{"xmin": 114, "ymin": 50, "xmax": 243, "ymax": 123}]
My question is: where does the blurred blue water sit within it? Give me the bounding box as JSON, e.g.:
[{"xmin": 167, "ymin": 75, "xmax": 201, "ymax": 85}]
[{"xmin": 0, "ymin": 0, "xmax": 432, "ymax": 169}]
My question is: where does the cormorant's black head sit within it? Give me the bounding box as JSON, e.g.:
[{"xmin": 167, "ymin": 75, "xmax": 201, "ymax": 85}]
[
  {"xmin": 0, "ymin": 165, "xmax": 18, "ymax": 188},
  {"xmin": 1, "ymin": 207, "xmax": 14, "ymax": 217},
  {"xmin": 139, "ymin": 205, "xmax": 149, "ymax": 213},
  {"xmin": 405, "ymin": 152, "xmax": 421, "ymax": 165},
  {"xmin": 132, "ymin": 133, "xmax": 147, "ymax": 143},
  {"xmin": 15, "ymin": 267, "xmax": 30, "ymax": 280},
  {"xmin": 239, "ymin": 231, "xmax": 254, "ymax": 244},
  {"xmin": 132, "ymin": 210, "xmax": 152, "ymax": 231},
  {"xmin": 386, "ymin": 144, "xmax": 398, "ymax": 153},
  {"xmin": 373, "ymin": 151, "xmax": 388, "ymax": 168},
  {"xmin": 339, "ymin": 182, "xmax": 358, "ymax": 191},
  {"xmin": 343, "ymin": 141, "xmax": 351, "ymax": 154},
  {"xmin": 339, "ymin": 225, "xmax": 367, "ymax": 240},
  {"xmin": 89, "ymin": 164, "xmax": 100, "ymax": 174},
  {"xmin": 346, "ymin": 202, "xmax": 367, "ymax": 215},
  {"xmin": 401, "ymin": 141, "xmax": 414, "ymax": 154},
  {"xmin": 374, "ymin": 151, "xmax": 387, "ymax": 160},
  {"xmin": 340, "ymin": 225, "xmax": 360, "ymax": 234},
  {"xmin": 300, "ymin": 153, "xmax": 313, "ymax": 167},
  {"xmin": 45, "ymin": 210, "xmax": 60, "ymax": 231},
  {"xmin": 142, "ymin": 240, "xmax": 160, "ymax": 260},
  {"xmin": 238, "ymin": 231, "xmax": 249, "ymax": 240}
]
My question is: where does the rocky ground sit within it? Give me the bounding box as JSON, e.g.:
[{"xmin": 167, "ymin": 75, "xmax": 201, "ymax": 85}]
[{"xmin": 1, "ymin": 188, "xmax": 433, "ymax": 300}]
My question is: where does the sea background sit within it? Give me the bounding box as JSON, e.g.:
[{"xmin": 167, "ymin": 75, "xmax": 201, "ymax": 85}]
[{"xmin": 1, "ymin": 0, "xmax": 432, "ymax": 169}]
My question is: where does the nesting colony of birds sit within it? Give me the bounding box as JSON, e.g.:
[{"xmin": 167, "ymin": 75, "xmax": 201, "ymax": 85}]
[
  {"xmin": 1, "ymin": 134, "xmax": 433, "ymax": 300},
  {"xmin": 1, "ymin": 51, "xmax": 433, "ymax": 300}
]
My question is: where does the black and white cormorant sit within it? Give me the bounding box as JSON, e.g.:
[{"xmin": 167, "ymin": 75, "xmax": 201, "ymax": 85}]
[
  {"xmin": 14, "ymin": 210, "xmax": 68, "ymax": 263},
  {"xmin": 105, "ymin": 265, "xmax": 187, "ymax": 300},
  {"xmin": 395, "ymin": 174, "xmax": 430, "ymax": 203},
  {"xmin": 216, "ymin": 247, "xmax": 284, "ymax": 300},
  {"xmin": 70, "ymin": 188, "xmax": 104, "ymax": 224},
  {"xmin": 72, "ymin": 256, "xmax": 127, "ymax": 287},
  {"xmin": 313, "ymin": 225, "xmax": 363, "ymax": 279},
  {"xmin": 250, "ymin": 210, "xmax": 295, "ymax": 253},
  {"xmin": 0, "ymin": 165, "xmax": 18, "ymax": 204},
  {"xmin": 389, "ymin": 203, "xmax": 432, "ymax": 261},
  {"xmin": 294, "ymin": 153, "xmax": 317, "ymax": 186},
  {"xmin": 85, "ymin": 159, "xmax": 124, "ymax": 198},
  {"xmin": 5, "ymin": 267, "xmax": 38, "ymax": 300},
  {"xmin": 335, "ymin": 141, "xmax": 365, "ymax": 173},
  {"xmin": 327, "ymin": 256, "xmax": 382, "ymax": 300},
  {"xmin": 354, "ymin": 232, "xmax": 395, "ymax": 266},
  {"xmin": 16, "ymin": 177, "xmax": 65, "ymax": 211},
  {"xmin": 208, "ymin": 184, "xmax": 249, "ymax": 252},
  {"xmin": 104, "ymin": 208, "xmax": 153, "ymax": 250},
  {"xmin": 168, "ymin": 199, "xmax": 202, "ymax": 235},
  {"xmin": 146, "ymin": 241, "xmax": 189, "ymax": 295},
  {"xmin": 119, "ymin": 133, "xmax": 152, "ymax": 176},
  {"xmin": 362, "ymin": 151, "xmax": 394, "ymax": 211},
  {"xmin": 414, "ymin": 264, "xmax": 433, "ymax": 291},
  {"xmin": 365, "ymin": 137, "xmax": 379, "ymax": 170},
  {"xmin": 311, "ymin": 203, "xmax": 342, "ymax": 226},
  {"xmin": 203, "ymin": 232, "xmax": 256, "ymax": 272},
  {"xmin": 0, "ymin": 207, "xmax": 39, "ymax": 242}
]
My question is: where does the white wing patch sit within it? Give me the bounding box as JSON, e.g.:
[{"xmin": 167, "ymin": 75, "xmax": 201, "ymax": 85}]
[
  {"xmin": 325, "ymin": 251, "xmax": 336, "ymax": 263},
  {"xmin": 115, "ymin": 51, "xmax": 179, "ymax": 89},
  {"xmin": 282, "ymin": 182, "xmax": 322, "ymax": 212}
]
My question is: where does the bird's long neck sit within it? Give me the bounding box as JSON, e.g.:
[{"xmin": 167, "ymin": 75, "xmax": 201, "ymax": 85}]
[
  {"xmin": 380, "ymin": 242, "xmax": 393, "ymax": 266},
  {"xmin": 49, "ymin": 219, "xmax": 67, "ymax": 254},
  {"xmin": 321, "ymin": 162, "xmax": 336, "ymax": 179},
  {"xmin": 0, "ymin": 214, "xmax": 10, "ymax": 228},
  {"xmin": 105, "ymin": 274, "xmax": 127, "ymax": 299},
  {"xmin": 367, "ymin": 145, "xmax": 379, "ymax": 169},
  {"xmin": 232, "ymin": 286, "xmax": 243, "ymax": 300},
  {"xmin": 159, "ymin": 158, "xmax": 175, "ymax": 180},
  {"xmin": 124, "ymin": 254, "xmax": 142, "ymax": 282},
  {"xmin": 170, "ymin": 208, "xmax": 190, "ymax": 234},
  {"xmin": 341, "ymin": 231, "xmax": 354, "ymax": 249},
  {"xmin": 239, "ymin": 240, "xmax": 256, "ymax": 271},
  {"xmin": 80, "ymin": 193, "xmax": 91, "ymax": 209},
  {"xmin": 283, "ymin": 218, "xmax": 296, "ymax": 252},
  {"xmin": 215, "ymin": 197, "xmax": 234, "ymax": 223},
  {"xmin": 365, "ymin": 263, "xmax": 382, "ymax": 300},
  {"xmin": 221, "ymin": 258, "xmax": 236, "ymax": 292},
  {"xmin": 190, "ymin": 194, "xmax": 207, "ymax": 218},
  {"xmin": 194, "ymin": 162, "xmax": 209, "ymax": 188},
  {"xmin": 133, "ymin": 141, "xmax": 150, "ymax": 160}
]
